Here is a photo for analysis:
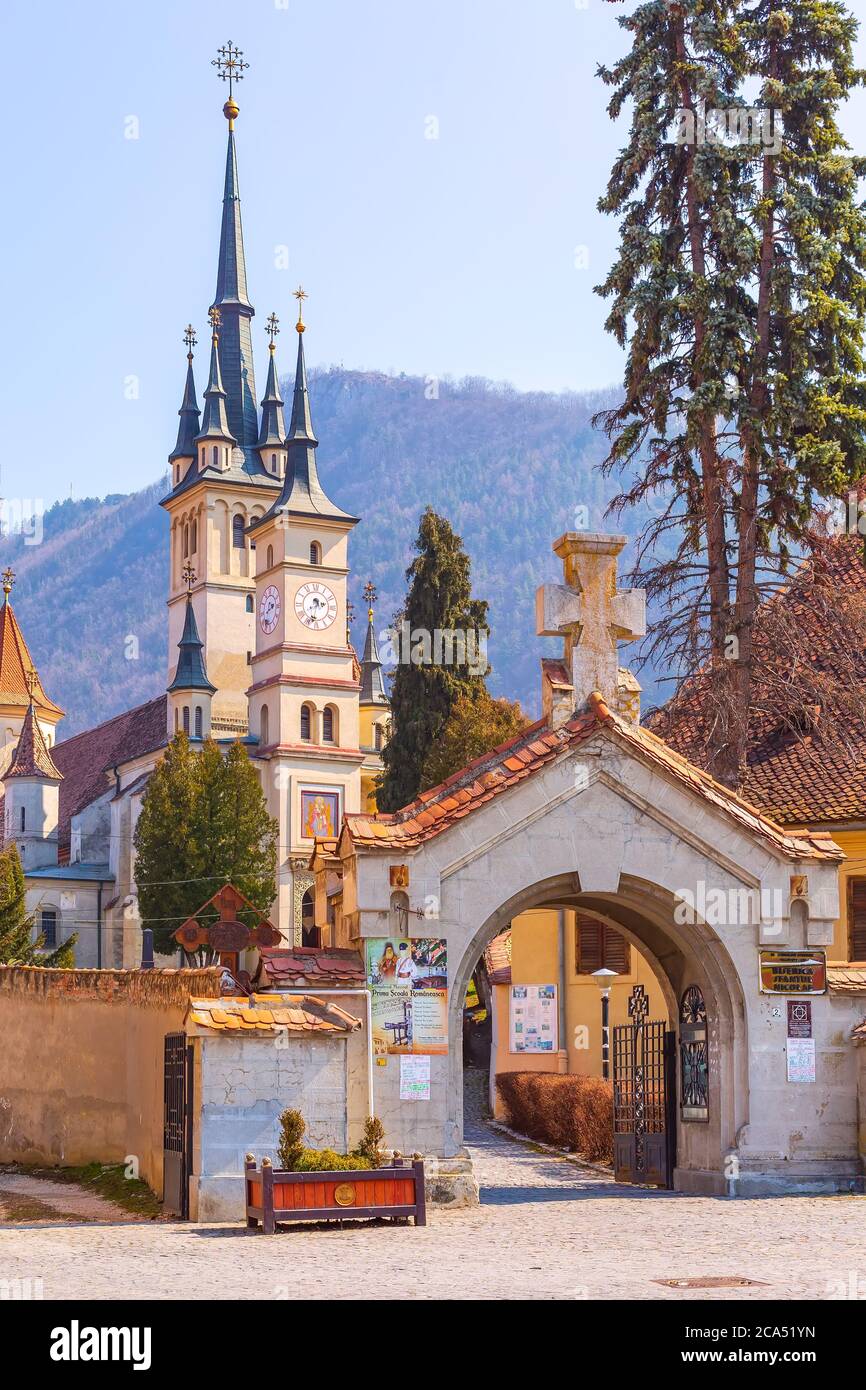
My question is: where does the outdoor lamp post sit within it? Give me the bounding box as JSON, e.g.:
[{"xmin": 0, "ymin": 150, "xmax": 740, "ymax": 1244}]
[{"xmin": 592, "ymin": 967, "xmax": 618, "ymax": 1079}]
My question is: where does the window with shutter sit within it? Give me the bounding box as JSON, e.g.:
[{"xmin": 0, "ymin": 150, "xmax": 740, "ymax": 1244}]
[
  {"xmin": 575, "ymin": 913, "xmax": 631, "ymax": 975},
  {"xmin": 849, "ymin": 878, "xmax": 866, "ymax": 961}
]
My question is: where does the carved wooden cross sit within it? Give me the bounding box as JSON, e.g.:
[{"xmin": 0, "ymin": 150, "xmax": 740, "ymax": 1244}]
[{"xmin": 536, "ymin": 533, "xmax": 645, "ymax": 712}]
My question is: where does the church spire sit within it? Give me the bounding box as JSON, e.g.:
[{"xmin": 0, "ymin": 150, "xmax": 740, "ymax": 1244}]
[
  {"xmin": 168, "ymin": 567, "xmax": 216, "ymax": 697},
  {"xmin": 5, "ymin": 685, "xmax": 62, "ymax": 782},
  {"xmin": 169, "ymin": 327, "xmax": 201, "ymax": 466},
  {"xmin": 258, "ymin": 313, "xmax": 286, "ymax": 449},
  {"xmin": 359, "ymin": 582, "xmax": 388, "ymax": 704},
  {"xmin": 209, "ymin": 41, "xmax": 258, "ymax": 451},
  {"xmin": 196, "ymin": 309, "xmax": 236, "ymax": 455}
]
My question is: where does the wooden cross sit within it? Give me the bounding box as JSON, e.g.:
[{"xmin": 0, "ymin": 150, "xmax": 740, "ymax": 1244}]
[{"xmin": 536, "ymin": 533, "xmax": 645, "ymax": 712}]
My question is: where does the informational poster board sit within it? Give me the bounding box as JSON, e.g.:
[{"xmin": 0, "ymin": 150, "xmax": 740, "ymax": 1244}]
[
  {"xmin": 509, "ymin": 984, "xmax": 558, "ymax": 1054},
  {"xmin": 786, "ymin": 1037, "xmax": 816, "ymax": 1084},
  {"xmin": 366, "ymin": 938, "xmax": 448, "ymax": 1055},
  {"xmin": 400, "ymin": 1055, "xmax": 431, "ymax": 1101}
]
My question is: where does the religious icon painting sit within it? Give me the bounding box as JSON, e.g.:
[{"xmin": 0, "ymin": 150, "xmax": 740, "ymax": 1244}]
[{"xmin": 300, "ymin": 788, "xmax": 340, "ymax": 840}]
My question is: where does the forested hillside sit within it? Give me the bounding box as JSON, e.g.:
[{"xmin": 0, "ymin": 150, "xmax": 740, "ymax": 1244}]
[{"xmin": 6, "ymin": 369, "xmax": 655, "ymax": 738}]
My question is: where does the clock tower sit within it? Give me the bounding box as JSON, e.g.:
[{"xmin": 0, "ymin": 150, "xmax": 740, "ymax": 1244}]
[{"xmin": 248, "ymin": 295, "xmax": 364, "ymax": 940}]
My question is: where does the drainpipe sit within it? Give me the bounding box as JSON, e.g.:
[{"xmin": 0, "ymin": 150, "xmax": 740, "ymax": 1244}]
[
  {"xmin": 271, "ymin": 988, "xmax": 374, "ymax": 1126},
  {"xmin": 557, "ymin": 909, "xmax": 568, "ymax": 1074}
]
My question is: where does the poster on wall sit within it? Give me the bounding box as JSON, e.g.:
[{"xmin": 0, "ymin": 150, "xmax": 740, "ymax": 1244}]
[
  {"xmin": 509, "ymin": 984, "xmax": 558, "ymax": 1054},
  {"xmin": 366, "ymin": 938, "xmax": 448, "ymax": 1055},
  {"xmin": 786, "ymin": 1036, "xmax": 816, "ymax": 1084},
  {"xmin": 400, "ymin": 1055, "xmax": 431, "ymax": 1101}
]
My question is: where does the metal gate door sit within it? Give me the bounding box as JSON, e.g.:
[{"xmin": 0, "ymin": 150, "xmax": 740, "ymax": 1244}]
[
  {"xmin": 612, "ymin": 985, "xmax": 676, "ymax": 1188},
  {"xmin": 163, "ymin": 1032, "xmax": 192, "ymax": 1217}
]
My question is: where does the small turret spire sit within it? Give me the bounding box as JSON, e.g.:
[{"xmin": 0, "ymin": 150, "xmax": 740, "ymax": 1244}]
[
  {"xmin": 168, "ymin": 566, "xmax": 217, "ymax": 697},
  {"xmin": 360, "ymin": 581, "xmax": 388, "ymax": 704},
  {"xmin": 196, "ymin": 309, "xmax": 236, "ymax": 448},
  {"xmin": 169, "ymin": 326, "xmax": 201, "ymax": 464},
  {"xmin": 257, "ymin": 312, "xmax": 286, "ymax": 449},
  {"xmin": 5, "ymin": 691, "xmax": 63, "ymax": 782}
]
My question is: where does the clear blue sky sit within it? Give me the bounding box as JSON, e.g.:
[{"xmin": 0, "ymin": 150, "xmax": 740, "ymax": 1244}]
[{"xmin": 5, "ymin": 0, "xmax": 866, "ymax": 508}]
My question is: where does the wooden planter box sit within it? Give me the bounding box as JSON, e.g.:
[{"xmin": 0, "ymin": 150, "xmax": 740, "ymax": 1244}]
[{"xmin": 244, "ymin": 1154, "xmax": 426, "ymax": 1233}]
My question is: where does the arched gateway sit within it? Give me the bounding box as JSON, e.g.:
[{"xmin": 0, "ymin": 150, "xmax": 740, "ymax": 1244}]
[{"xmin": 316, "ymin": 533, "xmax": 863, "ymax": 1202}]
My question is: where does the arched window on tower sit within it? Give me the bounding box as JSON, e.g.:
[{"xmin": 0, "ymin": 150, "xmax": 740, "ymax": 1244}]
[
  {"xmin": 174, "ymin": 706, "xmax": 179, "ymax": 732},
  {"xmin": 183, "ymin": 525, "xmax": 189, "ymax": 558},
  {"xmin": 271, "ymin": 453, "xmax": 277, "ymax": 474},
  {"xmin": 246, "ymin": 595, "xmax": 254, "ymax": 613},
  {"xmin": 232, "ymin": 515, "xmax": 246, "ymax": 549},
  {"xmin": 191, "ymin": 519, "xmax": 197, "ymax": 553},
  {"xmin": 322, "ymin": 706, "xmax": 336, "ymax": 743},
  {"xmin": 194, "ymin": 706, "xmax": 203, "ymax": 739},
  {"xmin": 20, "ymin": 806, "xmax": 25, "ymax": 833},
  {"xmin": 300, "ymin": 703, "xmax": 312, "ymax": 742},
  {"xmin": 182, "ymin": 706, "xmax": 190, "ymax": 735},
  {"xmin": 260, "ymin": 704, "xmax": 269, "ymax": 747},
  {"xmin": 310, "ymin": 541, "xmax": 321, "ymax": 566},
  {"xmin": 266, "ymin": 545, "xmax": 274, "ymax": 569},
  {"xmin": 212, "ymin": 445, "xmax": 219, "ymax": 468}
]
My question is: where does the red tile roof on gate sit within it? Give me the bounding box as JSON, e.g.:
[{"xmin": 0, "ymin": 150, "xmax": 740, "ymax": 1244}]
[
  {"xmin": 256, "ymin": 946, "xmax": 365, "ymax": 989},
  {"xmin": 342, "ymin": 693, "xmax": 842, "ymax": 861},
  {"xmin": 186, "ymin": 993, "xmax": 360, "ymax": 1035}
]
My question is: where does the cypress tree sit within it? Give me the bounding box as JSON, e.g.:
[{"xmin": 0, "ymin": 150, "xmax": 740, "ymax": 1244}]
[
  {"xmin": 0, "ymin": 843, "xmax": 76, "ymax": 967},
  {"xmin": 377, "ymin": 508, "xmax": 489, "ymax": 810}
]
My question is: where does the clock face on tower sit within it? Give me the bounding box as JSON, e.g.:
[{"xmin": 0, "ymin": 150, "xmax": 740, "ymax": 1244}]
[
  {"xmin": 259, "ymin": 584, "xmax": 281, "ymax": 635},
  {"xmin": 295, "ymin": 581, "xmax": 338, "ymax": 632}
]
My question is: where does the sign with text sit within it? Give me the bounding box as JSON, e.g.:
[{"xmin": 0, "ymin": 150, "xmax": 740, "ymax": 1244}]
[
  {"xmin": 786, "ymin": 1036, "xmax": 816, "ymax": 1083},
  {"xmin": 759, "ymin": 950, "xmax": 826, "ymax": 995},
  {"xmin": 509, "ymin": 984, "xmax": 558, "ymax": 1053},
  {"xmin": 786, "ymin": 1000, "xmax": 813, "ymax": 1038},
  {"xmin": 400, "ymin": 1054, "xmax": 431, "ymax": 1101},
  {"xmin": 366, "ymin": 938, "xmax": 448, "ymax": 1055}
]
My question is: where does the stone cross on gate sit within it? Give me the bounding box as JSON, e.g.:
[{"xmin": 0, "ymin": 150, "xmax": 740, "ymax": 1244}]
[{"xmin": 535, "ymin": 532, "xmax": 646, "ymax": 717}]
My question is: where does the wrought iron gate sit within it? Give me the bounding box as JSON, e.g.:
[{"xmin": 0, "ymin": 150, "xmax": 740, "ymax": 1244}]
[
  {"xmin": 163, "ymin": 1032, "xmax": 193, "ymax": 1218},
  {"xmin": 612, "ymin": 985, "xmax": 676, "ymax": 1188}
]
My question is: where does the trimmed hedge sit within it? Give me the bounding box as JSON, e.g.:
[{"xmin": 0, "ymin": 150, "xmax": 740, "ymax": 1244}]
[{"xmin": 496, "ymin": 1071, "xmax": 614, "ymax": 1164}]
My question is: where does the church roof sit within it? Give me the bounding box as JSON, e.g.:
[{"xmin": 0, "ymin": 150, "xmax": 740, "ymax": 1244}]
[
  {"xmin": 0, "ymin": 597, "xmax": 64, "ymax": 719},
  {"xmin": 648, "ymin": 534, "xmax": 866, "ymax": 827},
  {"xmin": 360, "ymin": 614, "xmax": 388, "ymax": 704},
  {"xmin": 5, "ymin": 701, "xmax": 62, "ymax": 781},
  {"xmin": 341, "ymin": 692, "xmax": 842, "ymax": 862},
  {"xmin": 255, "ymin": 945, "xmax": 365, "ymax": 990},
  {"xmin": 169, "ymin": 349, "xmax": 201, "ymax": 462}
]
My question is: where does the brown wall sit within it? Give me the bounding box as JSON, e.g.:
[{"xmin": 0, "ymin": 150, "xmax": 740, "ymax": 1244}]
[{"xmin": 0, "ymin": 965, "xmax": 221, "ymax": 1196}]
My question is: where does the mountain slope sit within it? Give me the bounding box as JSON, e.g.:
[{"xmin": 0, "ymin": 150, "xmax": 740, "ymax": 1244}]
[{"xmin": 7, "ymin": 368, "xmax": 645, "ymax": 739}]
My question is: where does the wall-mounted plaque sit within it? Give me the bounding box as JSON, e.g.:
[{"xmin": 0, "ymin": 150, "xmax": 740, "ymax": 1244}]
[{"xmin": 759, "ymin": 950, "xmax": 826, "ymax": 995}]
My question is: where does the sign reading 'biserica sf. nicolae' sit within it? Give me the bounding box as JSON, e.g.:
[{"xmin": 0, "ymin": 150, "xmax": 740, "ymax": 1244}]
[{"xmin": 758, "ymin": 950, "xmax": 827, "ymax": 995}]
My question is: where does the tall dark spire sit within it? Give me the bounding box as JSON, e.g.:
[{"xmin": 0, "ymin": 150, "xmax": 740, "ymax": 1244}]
[
  {"xmin": 258, "ymin": 313, "xmax": 286, "ymax": 448},
  {"xmin": 360, "ymin": 583, "xmax": 388, "ymax": 704},
  {"xmin": 251, "ymin": 293, "xmax": 357, "ymax": 531},
  {"xmin": 169, "ymin": 327, "xmax": 201, "ymax": 463},
  {"xmin": 210, "ymin": 44, "xmax": 258, "ymax": 451}
]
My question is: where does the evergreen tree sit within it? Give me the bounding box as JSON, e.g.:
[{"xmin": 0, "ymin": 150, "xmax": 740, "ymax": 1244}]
[
  {"xmin": 133, "ymin": 733, "xmax": 278, "ymax": 956},
  {"xmin": 377, "ymin": 508, "xmax": 489, "ymax": 810},
  {"xmin": 420, "ymin": 692, "xmax": 530, "ymax": 791},
  {"xmin": 0, "ymin": 843, "xmax": 76, "ymax": 967},
  {"xmin": 595, "ymin": 0, "xmax": 866, "ymax": 787}
]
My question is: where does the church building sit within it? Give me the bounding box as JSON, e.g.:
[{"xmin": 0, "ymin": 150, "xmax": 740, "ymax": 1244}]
[{"xmin": 1, "ymin": 80, "xmax": 386, "ymax": 965}]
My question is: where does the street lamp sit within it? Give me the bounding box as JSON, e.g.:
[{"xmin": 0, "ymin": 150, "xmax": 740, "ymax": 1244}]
[{"xmin": 592, "ymin": 967, "xmax": 618, "ymax": 1079}]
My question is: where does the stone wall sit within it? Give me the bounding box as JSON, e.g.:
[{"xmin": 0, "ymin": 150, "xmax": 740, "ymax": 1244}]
[{"xmin": 0, "ymin": 964, "xmax": 221, "ymax": 1195}]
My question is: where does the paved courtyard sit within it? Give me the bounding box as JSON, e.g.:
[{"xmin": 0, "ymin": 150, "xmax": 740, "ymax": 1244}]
[{"xmin": 0, "ymin": 1120, "xmax": 863, "ymax": 1300}]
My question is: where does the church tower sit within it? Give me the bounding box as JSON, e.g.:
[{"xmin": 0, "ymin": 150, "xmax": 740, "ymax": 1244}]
[
  {"xmin": 161, "ymin": 45, "xmax": 279, "ymax": 736},
  {"xmin": 0, "ymin": 568, "xmax": 64, "ymax": 773},
  {"xmin": 248, "ymin": 294, "xmax": 364, "ymax": 940},
  {"xmin": 2, "ymin": 691, "xmax": 63, "ymax": 870}
]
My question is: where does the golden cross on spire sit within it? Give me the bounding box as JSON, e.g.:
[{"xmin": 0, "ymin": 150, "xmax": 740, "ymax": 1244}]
[
  {"xmin": 208, "ymin": 306, "xmax": 222, "ymax": 337},
  {"xmin": 183, "ymin": 324, "xmax": 197, "ymax": 357},
  {"xmin": 25, "ymin": 668, "xmax": 38, "ymax": 701},
  {"xmin": 212, "ymin": 41, "xmax": 249, "ymax": 99},
  {"xmin": 363, "ymin": 580, "xmax": 378, "ymax": 620},
  {"xmin": 2, "ymin": 567, "xmax": 14, "ymax": 597},
  {"xmin": 182, "ymin": 563, "xmax": 196, "ymax": 592},
  {"xmin": 265, "ymin": 312, "xmax": 280, "ymax": 349},
  {"xmin": 293, "ymin": 285, "xmax": 308, "ymax": 333}
]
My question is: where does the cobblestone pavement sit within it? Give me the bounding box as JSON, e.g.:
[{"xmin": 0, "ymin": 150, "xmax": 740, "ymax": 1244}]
[{"xmin": 0, "ymin": 1116, "xmax": 863, "ymax": 1300}]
